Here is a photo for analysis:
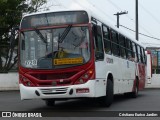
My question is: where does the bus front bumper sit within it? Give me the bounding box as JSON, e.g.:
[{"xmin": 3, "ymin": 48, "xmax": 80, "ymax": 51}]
[{"xmin": 20, "ymin": 79, "xmax": 106, "ymax": 100}]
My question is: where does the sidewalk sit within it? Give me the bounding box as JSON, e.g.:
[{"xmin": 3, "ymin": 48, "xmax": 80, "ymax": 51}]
[{"xmin": 0, "ymin": 72, "xmax": 19, "ymax": 90}]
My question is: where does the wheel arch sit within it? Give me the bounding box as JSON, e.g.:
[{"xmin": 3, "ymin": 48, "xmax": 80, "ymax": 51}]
[{"xmin": 106, "ymin": 72, "xmax": 114, "ymax": 84}]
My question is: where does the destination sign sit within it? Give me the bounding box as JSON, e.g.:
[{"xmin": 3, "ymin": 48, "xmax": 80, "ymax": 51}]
[
  {"xmin": 21, "ymin": 11, "xmax": 89, "ymax": 29},
  {"xmin": 54, "ymin": 57, "xmax": 83, "ymax": 65}
]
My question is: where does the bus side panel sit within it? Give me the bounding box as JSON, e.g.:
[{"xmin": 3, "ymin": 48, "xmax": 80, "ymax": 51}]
[
  {"xmin": 124, "ymin": 60, "xmax": 136, "ymax": 93},
  {"xmin": 138, "ymin": 63, "xmax": 146, "ymax": 90},
  {"xmin": 95, "ymin": 54, "xmax": 136, "ymax": 95}
]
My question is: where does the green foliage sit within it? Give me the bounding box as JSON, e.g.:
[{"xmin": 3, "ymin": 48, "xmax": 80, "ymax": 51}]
[{"xmin": 0, "ymin": 0, "xmax": 47, "ymax": 72}]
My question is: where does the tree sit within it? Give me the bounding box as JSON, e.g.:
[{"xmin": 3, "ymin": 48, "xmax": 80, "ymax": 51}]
[{"xmin": 0, "ymin": 0, "xmax": 47, "ymax": 73}]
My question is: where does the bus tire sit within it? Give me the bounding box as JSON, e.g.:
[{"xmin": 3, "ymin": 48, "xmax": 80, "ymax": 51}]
[
  {"xmin": 100, "ymin": 79, "xmax": 113, "ymax": 107},
  {"xmin": 45, "ymin": 99, "xmax": 55, "ymax": 106}
]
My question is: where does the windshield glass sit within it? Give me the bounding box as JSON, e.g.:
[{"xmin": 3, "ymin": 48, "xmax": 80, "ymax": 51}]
[{"xmin": 20, "ymin": 26, "xmax": 91, "ymax": 69}]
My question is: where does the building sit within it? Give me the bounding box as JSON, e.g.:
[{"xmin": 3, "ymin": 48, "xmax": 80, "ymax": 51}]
[{"xmin": 146, "ymin": 47, "xmax": 160, "ymax": 88}]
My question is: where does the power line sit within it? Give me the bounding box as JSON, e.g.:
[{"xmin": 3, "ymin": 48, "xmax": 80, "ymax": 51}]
[
  {"xmin": 119, "ymin": 25, "xmax": 160, "ymax": 41},
  {"xmin": 107, "ymin": 0, "xmax": 133, "ymax": 21},
  {"xmin": 106, "ymin": 0, "xmax": 154, "ymax": 37},
  {"xmin": 73, "ymin": 1, "xmax": 132, "ymax": 40},
  {"xmin": 139, "ymin": 1, "xmax": 160, "ymax": 26},
  {"xmin": 105, "ymin": 0, "xmax": 155, "ymax": 37},
  {"xmin": 72, "ymin": 0, "xmax": 116, "ymax": 22},
  {"xmin": 86, "ymin": 0, "xmax": 116, "ymax": 22},
  {"xmin": 114, "ymin": 11, "xmax": 128, "ymax": 28},
  {"xmin": 59, "ymin": 0, "xmax": 159, "ymax": 42}
]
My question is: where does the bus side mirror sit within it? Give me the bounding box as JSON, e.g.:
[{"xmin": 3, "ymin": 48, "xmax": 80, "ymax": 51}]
[{"xmin": 10, "ymin": 26, "xmax": 19, "ymax": 47}]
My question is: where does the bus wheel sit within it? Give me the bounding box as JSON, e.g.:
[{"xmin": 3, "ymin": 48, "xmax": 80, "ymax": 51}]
[
  {"xmin": 45, "ymin": 99, "xmax": 55, "ymax": 106},
  {"xmin": 100, "ymin": 79, "xmax": 113, "ymax": 107}
]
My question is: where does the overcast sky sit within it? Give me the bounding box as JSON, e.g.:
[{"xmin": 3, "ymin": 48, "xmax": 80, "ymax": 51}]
[{"xmin": 44, "ymin": 0, "xmax": 160, "ymax": 47}]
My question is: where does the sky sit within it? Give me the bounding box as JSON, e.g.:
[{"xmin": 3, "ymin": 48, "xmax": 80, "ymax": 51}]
[{"xmin": 42, "ymin": 0, "xmax": 160, "ymax": 48}]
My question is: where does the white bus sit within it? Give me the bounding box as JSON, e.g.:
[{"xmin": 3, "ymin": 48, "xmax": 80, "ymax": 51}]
[{"xmin": 18, "ymin": 9, "xmax": 146, "ymax": 107}]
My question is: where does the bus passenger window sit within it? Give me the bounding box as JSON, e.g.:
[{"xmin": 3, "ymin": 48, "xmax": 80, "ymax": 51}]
[
  {"xmin": 137, "ymin": 45, "xmax": 141, "ymax": 63},
  {"xmin": 125, "ymin": 39, "xmax": 129, "ymax": 58},
  {"xmin": 111, "ymin": 31, "xmax": 119, "ymax": 56},
  {"xmin": 119, "ymin": 34, "xmax": 126, "ymax": 58},
  {"xmin": 140, "ymin": 47, "xmax": 144, "ymax": 63},
  {"xmin": 132, "ymin": 42, "xmax": 136, "ymax": 59},
  {"xmin": 104, "ymin": 40, "xmax": 112, "ymax": 54},
  {"xmin": 103, "ymin": 25, "xmax": 111, "ymax": 54},
  {"xmin": 127, "ymin": 50, "xmax": 132, "ymax": 60}
]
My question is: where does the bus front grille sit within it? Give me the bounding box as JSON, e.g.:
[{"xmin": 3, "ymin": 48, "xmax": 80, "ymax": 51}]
[{"xmin": 40, "ymin": 87, "xmax": 68, "ymax": 95}]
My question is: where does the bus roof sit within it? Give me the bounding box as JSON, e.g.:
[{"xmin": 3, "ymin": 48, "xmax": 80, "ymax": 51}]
[
  {"xmin": 22, "ymin": 8, "xmax": 89, "ymax": 18},
  {"xmin": 22, "ymin": 8, "xmax": 144, "ymax": 48}
]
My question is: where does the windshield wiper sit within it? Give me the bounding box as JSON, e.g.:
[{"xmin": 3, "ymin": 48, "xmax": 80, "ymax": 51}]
[
  {"xmin": 58, "ymin": 25, "xmax": 72, "ymax": 43},
  {"xmin": 34, "ymin": 27, "xmax": 47, "ymax": 43}
]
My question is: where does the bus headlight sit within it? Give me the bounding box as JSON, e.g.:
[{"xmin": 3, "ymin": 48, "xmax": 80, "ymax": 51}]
[
  {"xmin": 26, "ymin": 81, "xmax": 31, "ymax": 86},
  {"xmin": 20, "ymin": 75, "xmax": 35, "ymax": 87},
  {"xmin": 79, "ymin": 78, "xmax": 84, "ymax": 84},
  {"xmin": 84, "ymin": 74, "xmax": 89, "ymax": 79},
  {"xmin": 22, "ymin": 77, "xmax": 27, "ymax": 82},
  {"xmin": 74, "ymin": 69, "xmax": 94, "ymax": 85}
]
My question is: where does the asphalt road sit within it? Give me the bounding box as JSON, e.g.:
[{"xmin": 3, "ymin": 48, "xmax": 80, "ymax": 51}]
[{"xmin": 0, "ymin": 88, "xmax": 160, "ymax": 119}]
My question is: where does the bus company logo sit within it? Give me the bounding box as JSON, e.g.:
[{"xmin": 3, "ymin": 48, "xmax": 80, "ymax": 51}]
[
  {"xmin": 1, "ymin": 112, "xmax": 42, "ymax": 118},
  {"xmin": 2, "ymin": 112, "xmax": 11, "ymax": 117}
]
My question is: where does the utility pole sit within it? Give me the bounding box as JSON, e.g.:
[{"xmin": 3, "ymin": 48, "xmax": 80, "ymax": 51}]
[
  {"xmin": 136, "ymin": 0, "xmax": 139, "ymax": 41},
  {"xmin": 114, "ymin": 11, "xmax": 128, "ymax": 28}
]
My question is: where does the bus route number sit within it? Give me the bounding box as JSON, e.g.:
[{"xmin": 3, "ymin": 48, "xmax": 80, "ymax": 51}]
[{"xmin": 25, "ymin": 60, "xmax": 37, "ymax": 66}]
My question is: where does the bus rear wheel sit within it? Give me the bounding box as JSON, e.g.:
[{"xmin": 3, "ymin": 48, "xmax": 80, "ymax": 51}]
[
  {"xmin": 99, "ymin": 79, "xmax": 113, "ymax": 107},
  {"xmin": 44, "ymin": 99, "xmax": 55, "ymax": 106}
]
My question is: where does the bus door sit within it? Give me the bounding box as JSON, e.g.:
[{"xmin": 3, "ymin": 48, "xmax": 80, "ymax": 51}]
[{"xmin": 91, "ymin": 19, "xmax": 107, "ymax": 94}]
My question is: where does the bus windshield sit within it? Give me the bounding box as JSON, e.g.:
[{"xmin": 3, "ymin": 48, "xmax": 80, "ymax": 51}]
[{"xmin": 20, "ymin": 26, "xmax": 91, "ymax": 69}]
